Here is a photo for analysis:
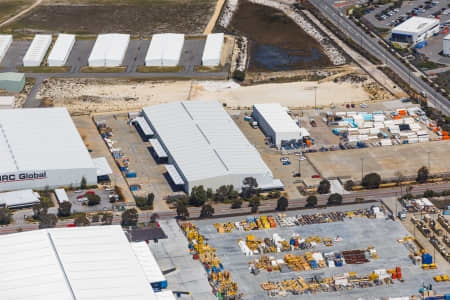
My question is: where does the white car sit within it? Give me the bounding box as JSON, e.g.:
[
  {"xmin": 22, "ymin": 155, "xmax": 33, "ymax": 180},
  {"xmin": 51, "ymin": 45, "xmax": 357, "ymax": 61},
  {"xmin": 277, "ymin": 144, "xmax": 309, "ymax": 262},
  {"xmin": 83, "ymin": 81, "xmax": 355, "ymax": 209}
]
[
  {"xmin": 77, "ymin": 197, "xmax": 88, "ymax": 202},
  {"xmin": 360, "ymin": 103, "xmax": 368, "ymax": 108},
  {"xmin": 298, "ymin": 156, "xmax": 306, "ymax": 161},
  {"xmin": 280, "ymin": 157, "xmax": 289, "ymax": 162}
]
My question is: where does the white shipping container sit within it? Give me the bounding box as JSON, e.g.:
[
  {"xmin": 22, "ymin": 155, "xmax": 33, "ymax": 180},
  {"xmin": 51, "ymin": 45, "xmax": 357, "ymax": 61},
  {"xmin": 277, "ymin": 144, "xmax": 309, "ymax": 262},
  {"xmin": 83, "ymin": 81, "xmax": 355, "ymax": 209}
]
[
  {"xmin": 363, "ymin": 121, "xmax": 374, "ymax": 128},
  {"xmin": 359, "ymin": 135, "xmax": 369, "ymax": 141},
  {"xmin": 337, "ymin": 121, "xmax": 349, "ymax": 127},
  {"xmin": 202, "ymin": 33, "xmax": 224, "ymax": 66},
  {"xmin": 359, "ymin": 128, "xmax": 370, "ymax": 135},
  {"xmin": 408, "ymin": 138, "xmax": 418, "ymax": 144},
  {"xmin": 369, "ymin": 128, "xmax": 380, "ymax": 135},
  {"xmin": 23, "ymin": 34, "xmax": 52, "ymax": 67},
  {"xmin": 47, "ymin": 34, "xmax": 75, "ymax": 66},
  {"xmin": 0, "ymin": 35, "xmax": 13, "ymax": 63},
  {"xmin": 380, "ymin": 139, "xmax": 392, "ymax": 146},
  {"xmin": 336, "ymin": 112, "xmax": 346, "ymax": 116}
]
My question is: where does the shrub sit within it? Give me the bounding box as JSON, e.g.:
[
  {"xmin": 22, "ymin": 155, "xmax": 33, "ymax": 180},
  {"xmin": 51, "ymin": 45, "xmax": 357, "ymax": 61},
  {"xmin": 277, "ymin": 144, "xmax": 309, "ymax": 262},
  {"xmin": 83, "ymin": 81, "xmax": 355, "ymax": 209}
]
[
  {"xmin": 362, "ymin": 173, "xmax": 381, "ymax": 189},
  {"xmin": 305, "ymin": 195, "xmax": 318, "ymax": 208},
  {"xmin": 327, "ymin": 193, "xmax": 343, "ymax": 206}
]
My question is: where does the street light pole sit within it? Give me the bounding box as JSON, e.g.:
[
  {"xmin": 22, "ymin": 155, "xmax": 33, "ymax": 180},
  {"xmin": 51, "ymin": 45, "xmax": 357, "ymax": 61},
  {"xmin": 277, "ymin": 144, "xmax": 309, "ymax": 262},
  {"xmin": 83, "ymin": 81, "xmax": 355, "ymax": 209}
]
[
  {"xmin": 427, "ymin": 151, "xmax": 431, "ymax": 170},
  {"xmin": 360, "ymin": 157, "xmax": 365, "ymax": 184},
  {"xmin": 313, "ymin": 86, "xmax": 318, "ymax": 110},
  {"xmin": 298, "ymin": 158, "xmax": 301, "ymax": 178}
]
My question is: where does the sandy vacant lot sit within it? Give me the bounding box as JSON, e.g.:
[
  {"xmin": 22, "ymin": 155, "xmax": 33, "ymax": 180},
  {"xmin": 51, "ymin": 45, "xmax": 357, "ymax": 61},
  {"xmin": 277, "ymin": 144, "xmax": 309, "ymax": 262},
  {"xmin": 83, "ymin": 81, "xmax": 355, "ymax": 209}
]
[{"xmin": 39, "ymin": 78, "xmax": 373, "ymax": 113}]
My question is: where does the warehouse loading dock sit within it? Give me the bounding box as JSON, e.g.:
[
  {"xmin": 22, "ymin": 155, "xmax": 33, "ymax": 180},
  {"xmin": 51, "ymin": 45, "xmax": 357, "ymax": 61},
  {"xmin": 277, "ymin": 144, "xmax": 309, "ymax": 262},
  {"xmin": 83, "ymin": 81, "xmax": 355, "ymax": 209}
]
[
  {"xmin": 149, "ymin": 138, "xmax": 168, "ymax": 163},
  {"xmin": 134, "ymin": 116, "xmax": 154, "ymax": 141},
  {"xmin": 164, "ymin": 165, "xmax": 184, "ymax": 187}
]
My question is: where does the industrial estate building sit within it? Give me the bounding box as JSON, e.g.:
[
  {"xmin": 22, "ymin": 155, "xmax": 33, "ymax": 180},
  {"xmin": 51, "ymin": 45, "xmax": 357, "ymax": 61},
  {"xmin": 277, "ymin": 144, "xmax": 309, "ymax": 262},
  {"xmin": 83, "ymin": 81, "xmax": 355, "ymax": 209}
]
[
  {"xmin": 0, "ymin": 35, "xmax": 12, "ymax": 63},
  {"xmin": 145, "ymin": 33, "xmax": 185, "ymax": 67},
  {"xmin": 0, "ymin": 108, "xmax": 97, "ymax": 192},
  {"xmin": 142, "ymin": 100, "xmax": 283, "ymax": 193},
  {"xmin": 201, "ymin": 33, "xmax": 224, "ymax": 66},
  {"xmin": 0, "ymin": 189, "xmax": 40, "ymax": 208},
  {"xmin": 88, "ymin": 34, "xmax": 130, "ymax": 67},
  {"xmin": 0, "ymin": 225, "xmax": 174, "ymax": 300},
  {"xmin": 391, "ymin": 17, "xmax": 440, "ymax": 44},
  {"xmin": 23, "ymin": 34, "xmax": 52, "ymax": 67},
  {"xmin": 0, "ymin": 72, "xmax": 25, "ymax": 92},
  {"xmin": 444, "ymin": 34, "xmax": 450, "ymax": 56},
  {"xmin": 47, "ymin": 34, "xmax": 75, "ymax": 67},
  {"xmin": 252, "ymin": 103, "xmax": 310, "ymax": 148}
]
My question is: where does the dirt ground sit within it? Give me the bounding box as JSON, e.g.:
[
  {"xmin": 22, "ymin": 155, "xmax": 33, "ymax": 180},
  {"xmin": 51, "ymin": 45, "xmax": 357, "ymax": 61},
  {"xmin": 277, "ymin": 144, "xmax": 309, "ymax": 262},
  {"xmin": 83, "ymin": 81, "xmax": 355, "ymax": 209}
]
[
  {"xmin": 226, "ymin": 0, "xmax": 331, "ymax": 71},
  {"xmin": 4, "ymin": 1, "xmax": 216, "ymax": 34},
  {"xmin": 307, "ymin": 140, "xmax": 450, "ymax": 183},
  {"xmin": 0, "ymin": 0, "xmax": 34, "ymax": 24},
  {"xmin": 431, "ymin": 70, "xmax": 450, "ymax": 95},
  {"xmin": 38, "ymin": 78, "xmax": 374, "ymax": 113}
]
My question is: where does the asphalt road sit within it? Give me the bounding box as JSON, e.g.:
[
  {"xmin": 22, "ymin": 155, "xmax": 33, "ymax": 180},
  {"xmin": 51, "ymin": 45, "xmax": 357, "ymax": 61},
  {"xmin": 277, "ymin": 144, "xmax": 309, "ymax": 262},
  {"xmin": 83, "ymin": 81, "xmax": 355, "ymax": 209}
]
[
  {"xmin": 2, "ymin": 181, "xmax": 449, "ymax": 234},
  {"xmin": 309, "ymin": 0, "xmax": 450, "ymax": 115}
]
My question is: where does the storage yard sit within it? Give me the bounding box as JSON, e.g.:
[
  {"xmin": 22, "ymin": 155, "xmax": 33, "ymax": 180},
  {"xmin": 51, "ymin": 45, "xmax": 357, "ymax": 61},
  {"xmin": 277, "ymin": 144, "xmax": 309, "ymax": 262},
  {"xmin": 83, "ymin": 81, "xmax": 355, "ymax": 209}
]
[{"xmin": 184, "ymin": 204, "xmax": 450, "ymax": 299}]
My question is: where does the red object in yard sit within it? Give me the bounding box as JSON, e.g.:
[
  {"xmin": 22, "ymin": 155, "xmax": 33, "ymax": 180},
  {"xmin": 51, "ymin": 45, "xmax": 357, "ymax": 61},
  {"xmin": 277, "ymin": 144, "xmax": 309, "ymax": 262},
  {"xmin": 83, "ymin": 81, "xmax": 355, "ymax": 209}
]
[
  {"xmin": 397, "ymin": 272, "xmax": 402, "ymax": 279},
  {"xmin": 67, "ymin": 224, "xmax": 75, "ymax": 227},
  {"xmin": 87, "ymin": 191, "xmax": 95, "ymax": 194},
  {"xmin": 193, "ymin": 253, "xmax": 199, "ymax": 260},
  {"xmin": 392, "ymin": 272, "xmax": 397, "ymax": 279},
  {"xmin": 396, "ymin": 266, "xmax": 401, "ymax": 273},
  {"xmin": 312, "ymin": 175, "xmax": 321, "ymax": 178},
  {"xmin": 76, "ymin": 195, "xmax": 84, "ymax": 199}
]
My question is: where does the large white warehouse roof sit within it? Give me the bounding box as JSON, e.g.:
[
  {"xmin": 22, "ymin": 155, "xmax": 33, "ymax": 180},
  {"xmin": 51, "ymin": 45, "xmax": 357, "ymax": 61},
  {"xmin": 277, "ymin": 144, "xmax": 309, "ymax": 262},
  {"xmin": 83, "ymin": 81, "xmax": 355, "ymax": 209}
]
[
  {"xmin": 392, "ymin": 17, "xmax": 439, "ymax": 35},
  {"xmin": 253, "ymin": 103, "xmax": 302, "ymax": 134},
  {"xmin": 0, "ymin": 226, "xmax": 157, "ymax": 300},
  {"xmin": 88, "ymin": 33, "xmax": 130, "ymax": 67},
  {"xmin": 145, "ymin": 33, "xmax": 184, "ymax": 67},
  {"xmin": 0, "ymin": 107, "xmax": 94, "ymax": 174},
  {"xmin": 202, "ymin": 33, "xmax": 224, "ymax": 67},
  {"xmin": 47, "ymin": 34, "xmax": 75, "ymax": 67},
  {"xmin": 143, "ymin": 101, "xmax": 282, "ymax": 192},
  {"xmin": 0, "ymin": 35, "xmax": 12, "ymax": 63},
  {"xmin": 23, "ymin": 34, "xmax": 52, "ymax": 67}
]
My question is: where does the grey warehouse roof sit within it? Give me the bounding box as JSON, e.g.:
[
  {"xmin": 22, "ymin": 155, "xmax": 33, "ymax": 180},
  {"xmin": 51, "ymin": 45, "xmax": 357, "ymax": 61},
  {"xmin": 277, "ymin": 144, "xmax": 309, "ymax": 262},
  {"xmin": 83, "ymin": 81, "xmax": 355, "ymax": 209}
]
[
  {"xmin": 142, "ymin": 101, "xmax": 273, "ymax": 183},
  {"xmin": 0, "ymin": 108, "xmax": 95, "ymax": 173}
]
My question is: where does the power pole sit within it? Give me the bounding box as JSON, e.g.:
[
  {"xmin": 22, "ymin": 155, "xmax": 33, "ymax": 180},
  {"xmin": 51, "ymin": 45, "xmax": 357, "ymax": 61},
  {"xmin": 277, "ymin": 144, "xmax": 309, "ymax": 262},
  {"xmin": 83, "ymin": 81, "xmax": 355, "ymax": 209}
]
[
  {"xmin": 313, "ymin": 86, "xmax": 318, "ymax": 110},
  {"xmin": 298, "ymin": 158, "xmax": 302, "ymax": 178},
  {"xmin": 427, "ymin": 151, "xmax": 431, "ymax": 170},
  {"xmin": 360, "ymin": 157, "xmax": 365, "ymax": 184}
]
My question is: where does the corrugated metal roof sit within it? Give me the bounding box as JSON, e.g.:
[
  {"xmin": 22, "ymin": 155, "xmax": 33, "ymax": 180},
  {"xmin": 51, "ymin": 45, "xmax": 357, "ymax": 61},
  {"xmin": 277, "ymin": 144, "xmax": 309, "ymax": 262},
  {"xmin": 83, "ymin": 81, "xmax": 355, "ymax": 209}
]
[
  {"xmin": 392, "ymin": 17, "xmax": 439, "ymax": 34},
  {"xmin": 202, "ymin": 33, "xmax": 224, "ymax": 66},
  {"xmin": 54, "ymin": 188, "xmax": 69, "ymax": 202},
  {"xmin": 149, "ymin": 138, "xmax": 168, "ymax": 158},
  {"xmin": 0, "ymin": 189, "xmax": 40, "ymax": 207},
  {"xmin": 165, "ymin": 164, "xmax": 184, "ymax": 185},
  {"xmin": 93, "ymin": 157, "xmax": 113, "ymax": 176},
  {"xmin": 135, "ymin": 116, "xmax": 153, "ymax": 136},
  {"xmin": 0, "ymin": 35, "xmax": 12, "ymax": 63},
  {"xmin": 0, "ymin": 226, "xmax": 157, "ymax": 300},
  {"xmin": 88, "ymin": 34, "xmax": 130, "ymax": 67},
  {"xmin": 131, "ymin": 242, "xmax": 166, "ymax": 283},
  {"xmin": 145, "ymin": 34, "xmax": 184, "ymax": 67},
  {"xmin": 23, "ymin": 34, "xmax": 52, "ymax": 67},
  {"xmin": 0, "ymin": 108, "xmax": 95, "ymax": 173},
  {"xmin": 253, "ymin": 103, "xmax": 302, "ymax": 134},
  {"xmin": 0, "ymin": 72, "xmax": 24, "ymax": 82},
  {"xmin": 47, "ymin": 34, "xmax": 75, "ymax": 67},
  {"xmin": 143, "ymin": 101, "xmax": 274, "ymax": 182}
]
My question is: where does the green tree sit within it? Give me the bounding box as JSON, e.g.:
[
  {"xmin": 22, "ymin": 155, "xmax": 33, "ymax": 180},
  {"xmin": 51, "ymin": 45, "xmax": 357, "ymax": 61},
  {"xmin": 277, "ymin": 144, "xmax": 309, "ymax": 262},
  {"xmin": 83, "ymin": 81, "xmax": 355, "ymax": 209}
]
[
  {"xmin": 305, "ymin": 195, "xmax": 318, "ymax": 208},
  {"xmin": 121, "ymin": 208, "xmax": 138, "ymax": 227},
  {"xmin": 344, "ymin": 180, "xmax": 355, "ymax": 191},
  {"xmin": 150, "ymin": 213, "xmax": 159, "ymax": 223},
  {"xmin": 276, "ymin": 197, "xmax": 289, "ymax": 211},
  {"xmin": 135, "ymin": 197, "xmax": 148, "ymax": 209},
  {"xmin": 417, "ymin": 166, "xmax": 429, "ymax": 183},
  {"xmin": 32, "ymin": 203, "xmax": 41, "ymax": 220},
  {"xmin": 242, "ymin": 177, "xmax": 258, "ymax": 199},
  {"xmin": 327, "ymin": 193, "xmax": 343, "ymax": 206},
  {"xmin": 423, "ymin": 190, "xmax": 434, "ymax": 198},
  {"xmin": 87, "ymin": 193, "xmax": 101, "ymax": 206},
  {"xmin": 0, "ymin": 208, "xmax": 11, "ymax": 225},
  {"xmin": 231, "ymin": 198, "xmax": 243, "ymax": 209},
  {"xmin": 317, "ymin": 179, "xmax": 331, "ymax": 194},
  {"xmin": 92, "ymin": 214, "xmax": 100, "ymax": 223},
  {"xmin": 39, "ymin": 213, "xmax": 57, "ymax": 229},
  {"xmin": 102, "ymin": 212, "xmax": 113, "ymax": 225},
  {"xmin": 176, "ymin": 200, "xmax": 189, "ymax": 219},
  {"xmin": 362, "ymin": 173, "xmax": 381, "ymax": 189},
  {"xmin": 189, "ymin": 186, "xmax": 207, "ymax": 207},
  {"xmin": 74, "ymin": 215, "xmax": 90, "ymax": 227},
  {"xmin": 215, "ymin": 185, "xmax": 238, "ymax": 203},
  {"xmin": 206, "ymin": 188, "xmax": 214, "ymax": 200},
  {"xmin": 147, "ymin": 193, "xmax": 155, "ymax": 208},
  {"xmin": 58, "ymin": 201, "xmax": 72, "ymax": 217},
  {"xmin": 200, "ymin": 203, "xmax": 215, "ymax": 218},
  {"xmin": 80, "ymin": 176, "xmax": 87, "ymax": 189},
  {"xmin": 249, "ymin": 195, "xmax": 261, "ymax": 213}
]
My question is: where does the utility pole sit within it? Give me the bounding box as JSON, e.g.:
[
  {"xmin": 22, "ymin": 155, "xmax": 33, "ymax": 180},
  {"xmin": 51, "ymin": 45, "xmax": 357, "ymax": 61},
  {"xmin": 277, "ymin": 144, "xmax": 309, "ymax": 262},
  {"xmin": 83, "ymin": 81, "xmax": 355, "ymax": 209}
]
[
  {"xmin": 298, "ymin": 158, "xmax": 302, "ymax": 178},
  {"xmin": 360, "ymin": 157, "xmax": 365, "ymax": 184},
  {"xmin": 427, "ymin": 151, "xmax": 431, "ymax": 170},
  {"xmin": 313, "ymin": 86, "xmax": 318, "ymax": 110}
]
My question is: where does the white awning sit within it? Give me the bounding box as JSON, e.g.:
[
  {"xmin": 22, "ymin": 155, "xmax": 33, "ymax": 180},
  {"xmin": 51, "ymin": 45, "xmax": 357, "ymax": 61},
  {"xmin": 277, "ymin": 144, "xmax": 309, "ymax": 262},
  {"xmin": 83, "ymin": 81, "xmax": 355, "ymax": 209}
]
[
  {"xmin": 54, "ymin": 188, "xmax": 69, "ymax": 202},
  {"xmin": 165, "ymin": 165, "xmax": 184, "ymax": 185},
  {"xmin": 93, "ymin": 157, "xmax": 113, "ymax": 176},
  {"xmin": 150, "ymin": 139, "xmax": 168, "ymax": 158},
  {"xmin": 135, "ymin": 117, "xmax": 154, "ymax": 137}
]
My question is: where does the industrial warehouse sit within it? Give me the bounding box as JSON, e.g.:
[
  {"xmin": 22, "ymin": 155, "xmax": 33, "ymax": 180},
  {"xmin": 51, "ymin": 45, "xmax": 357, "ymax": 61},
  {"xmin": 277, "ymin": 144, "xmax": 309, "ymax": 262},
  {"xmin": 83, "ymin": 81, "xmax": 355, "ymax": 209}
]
[
  {"xmin": 252, "ymin": 103, "xmax": 310, "ymax": 149},
  {"xmin": 201, "ymin": 33, "xmax": 224, "ymax": 66},
  {"xmin": 391, "ymin": 17, "xmax": 440, "ymax": 44},
  {"xmin": 145, "ymin": 33, "xmax": 185, "ymax": 67},
  {"xmin": 88, "ymin": 33, "xmax": 130, "ymax": 67},
  {"xmin": 0, "ymin": 225, "xmax": 175, "ymax": 300},
  {"xmin": 0, "ymin": 108, "xmax": 98, "ymax": 191},
  {"xmin": 22, "ymin": 34, "xmax": 52, "ymax": 67},
  {"xmin": 47, "ymin": 34, "xmax": 76, "ymax": 67},
  {"xmin": 0, "ymin": 35, "xmax": 12, "ymax": 64},
  {"xmin": 141, "ymin": 100, "xmax": 283, "ymax": 193}
]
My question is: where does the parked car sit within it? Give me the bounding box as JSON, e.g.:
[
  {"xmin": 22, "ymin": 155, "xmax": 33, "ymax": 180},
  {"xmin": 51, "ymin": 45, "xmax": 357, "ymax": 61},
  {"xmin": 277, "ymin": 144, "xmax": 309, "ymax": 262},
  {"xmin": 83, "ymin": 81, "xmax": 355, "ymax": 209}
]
[
  {"xmin": 360, "ymin": 103, "xmax": 368, "ymax": 108},
  {"xmin": 280, "ymin": 157, "xmax": 289, "ymax": 162},
  {"xmin": 312, "ymin": 175, "xmax": 321, "ymax": 178}
]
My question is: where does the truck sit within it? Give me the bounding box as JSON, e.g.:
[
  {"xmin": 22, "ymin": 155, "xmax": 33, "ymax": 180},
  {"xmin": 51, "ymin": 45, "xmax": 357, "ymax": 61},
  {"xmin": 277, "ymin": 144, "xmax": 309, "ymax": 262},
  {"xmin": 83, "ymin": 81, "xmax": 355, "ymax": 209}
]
[
  {"xmin": 398, "ymin": 211, "xmax": 407, "ymax": 221},
  {"xmin": 251, "ymin": 121, "xmax": 259, "ymax": 129}
]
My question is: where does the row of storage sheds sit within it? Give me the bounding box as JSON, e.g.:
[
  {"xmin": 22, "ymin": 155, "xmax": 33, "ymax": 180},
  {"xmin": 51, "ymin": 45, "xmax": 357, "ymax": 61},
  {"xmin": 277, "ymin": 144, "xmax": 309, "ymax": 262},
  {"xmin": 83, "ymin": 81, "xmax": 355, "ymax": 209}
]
[
  {"xmin": 201, "ymin": 33, "xmax": 224, "ymax": 66},
  {"xmin": 0, "ymin": 35, "xmax": 12, "ymax": 63},
  {"xmin": 23, "ymin": 34, "xmax": 52, "ymax": 67},
  {"xmin": 47, "ymin": 34, "xmax": 76, "ymax": 67},
  {"xmin": 89, "ymin": 33, "xmax": 130, "ymax": 67},
  {"xmin": 145, "ymin": 33, "xmax": 184, "ymax": 67}
]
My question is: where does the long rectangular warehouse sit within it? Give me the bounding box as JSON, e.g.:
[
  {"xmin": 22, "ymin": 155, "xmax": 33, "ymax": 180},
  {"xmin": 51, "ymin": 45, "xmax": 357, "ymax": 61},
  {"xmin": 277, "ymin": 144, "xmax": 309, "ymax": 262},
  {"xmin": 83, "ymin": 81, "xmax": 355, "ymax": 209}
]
[
  {"xmin": 47, "ymin": 33, "xmax": 75, "ymax": 67},
  {"xmin": 252, "ymin": 103, "xmax": 310, "ymax": 148},
  {"xmin": 142, "ymin": 100, "xmax": 283, "ymax": 193},
  {"xmin": 0, "ymin": 107, "xmax": 97, "ymax": 191},
  {"xmin": 202, "ymin": 33, "xmax": 224, "ymax": 66},
  {"xmin": 391, "ymin": 17, "xmax": 439, "ymax": 44},
  {"xmin": 23, "ymin": 34, "xmax": 52, "ymax": 67},
  {"xmin": 88, "ymin": 33, "xmax": 130, "ymax": 67},
  {"xmin": 0, "ymin": 35, "xmax": 12, "ymax": 63},
  {"xmin": 0, "ymin": 226, "xmax": 160, "ymax": 300},
  {"xmin": 145, "ymin": 33, "xmax": 184, "ymax": 67}
]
